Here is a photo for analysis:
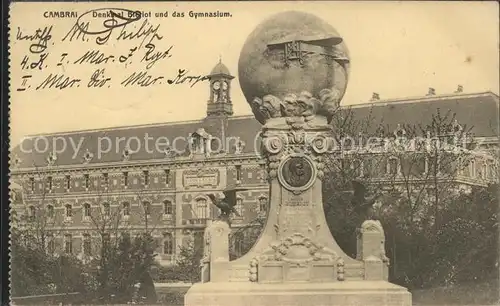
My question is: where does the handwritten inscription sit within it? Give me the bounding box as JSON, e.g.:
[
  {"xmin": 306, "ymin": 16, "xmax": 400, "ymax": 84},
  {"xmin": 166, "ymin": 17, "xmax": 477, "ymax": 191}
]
[{"xmin": 14, "ymin": 7, "xmax": 212, "ymax": 92}]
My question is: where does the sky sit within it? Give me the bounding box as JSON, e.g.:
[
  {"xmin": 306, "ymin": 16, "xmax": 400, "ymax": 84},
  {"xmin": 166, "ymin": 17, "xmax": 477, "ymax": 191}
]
[{"xmin": 9, "ymin": 1, "xmax": 499, "ymax": 145}]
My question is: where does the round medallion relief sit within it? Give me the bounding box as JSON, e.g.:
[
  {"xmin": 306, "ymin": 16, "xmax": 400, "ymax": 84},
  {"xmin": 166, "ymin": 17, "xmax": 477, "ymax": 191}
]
[{"xmin": 278, "ymin": 155, "xmax": 316, "ymax": 192}]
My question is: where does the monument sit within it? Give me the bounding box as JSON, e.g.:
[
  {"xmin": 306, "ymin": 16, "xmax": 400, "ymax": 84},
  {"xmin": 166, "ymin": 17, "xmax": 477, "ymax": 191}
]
[{"xmin": 185, "ymin": 11, "xmax": 412, "ymax": 306}]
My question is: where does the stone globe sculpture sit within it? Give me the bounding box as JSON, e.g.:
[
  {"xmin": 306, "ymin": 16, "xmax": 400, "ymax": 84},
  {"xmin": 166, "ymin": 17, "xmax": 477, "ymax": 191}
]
[{"xmin": 238, "ymin": 11, "xmax": 350, "ymax": 125}]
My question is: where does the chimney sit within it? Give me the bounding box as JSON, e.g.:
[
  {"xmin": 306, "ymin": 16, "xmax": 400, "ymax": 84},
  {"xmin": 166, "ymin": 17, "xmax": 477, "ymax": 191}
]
[
  {"xmin": 426, "ymin": 87, "xmax": 436, "ymax": 96},
  {"xmin": 455, "ymin": 85, "xmax": 463, "ymax": 93},
  {"xmin": 370, "ymin": 92, "xmax": 380, "ymax": 101}
]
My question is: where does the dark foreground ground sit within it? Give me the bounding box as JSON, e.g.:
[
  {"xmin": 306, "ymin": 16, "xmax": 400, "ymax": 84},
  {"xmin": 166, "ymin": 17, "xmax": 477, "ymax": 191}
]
[{"xmin": 11, "ymin": 280, "xmax": 499, "ymax": 305}]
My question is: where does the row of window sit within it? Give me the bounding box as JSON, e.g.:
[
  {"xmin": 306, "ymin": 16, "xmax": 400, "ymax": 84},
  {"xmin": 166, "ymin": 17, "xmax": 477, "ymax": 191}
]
[
  {"xmin": 25, "ymin": 197, "xmax": 268, "ymax": 221},
  {"xmin": 50, "ymin": 232, "xmax": 175, "ymax": 256},
  {"xmin": 28, "ymin": 170, "xmax": 171, "ymax": 192},
  {"xmin": 27, "ymin": 200, "xmax": 174, "ymax": 220},
  {"xmin": 343, "ymin": 156, "xmax": 497, "ymax": 180},
  {"xmin": 191, "ymin": 196, "xmax": 268, "ymax": 219}
]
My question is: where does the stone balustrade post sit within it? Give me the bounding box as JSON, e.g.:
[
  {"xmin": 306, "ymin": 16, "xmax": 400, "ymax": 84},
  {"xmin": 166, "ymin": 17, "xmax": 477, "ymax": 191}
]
[
  {"xmin": 201, "ymin": 220, "xmax": 231, "ymax": 283},
  {"xmin": 357, "ymin": 220, "xmax": 390, "ymax": 281}
]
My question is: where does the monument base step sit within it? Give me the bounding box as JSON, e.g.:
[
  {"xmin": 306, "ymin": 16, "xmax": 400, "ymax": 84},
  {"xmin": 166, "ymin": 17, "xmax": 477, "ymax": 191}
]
[{"xmin": 184, "ymin": 280, "xmax": 412, "ymax": 306}]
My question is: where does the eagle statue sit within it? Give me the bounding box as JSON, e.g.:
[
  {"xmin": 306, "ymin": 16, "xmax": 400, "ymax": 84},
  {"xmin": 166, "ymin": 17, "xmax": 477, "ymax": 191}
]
[{"xmin": 207, "ymin": 186, "xmax": 248, "ymax": 226}]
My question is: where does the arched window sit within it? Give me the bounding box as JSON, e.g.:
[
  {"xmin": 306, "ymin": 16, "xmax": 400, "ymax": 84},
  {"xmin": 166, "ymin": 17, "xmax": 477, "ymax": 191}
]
[
  {"xmin": 83, "ymin": 203, "xmax": 91, "ymax": 217},
  {"xmin": 47, "ymin": 205, "xmax": 54, "ymax": 219},
  {"xmin": 102, "ymin": 203, "xmax": 110, "ymax": 216},
  {"xmin": 235, "ymin": 197, "xmax": 243, "ymax": 216},
  {"xmin": 193, "ymin": 231, "xmax": 204, "ymax": 251},
  {"xmin": 83, "ymin": 234, "xmax": 91, "ymax": 256},
  {"xmin": 164, "ymin": 200, "xmax": 173, "ymax": 215},
  {"xmin": 163, "ymin": 233, "xmax": 173, "ymax": 255},
  {"xmin": 64, "ymin": 234, "xmax": 72, "ymax": 254},
  {"xmin": 387, "ymin": 157, "xmax": 398, "ymax": 175},
  {"xmin": 28, "ymin": 205, "xmax": 36, "ymax": 221},
  {"xmin": 122, "ymin": 202, "xmax": 130, "ymax": 216},
  {"xmin": 258, "ymin": 196, "xmax": 268, "ymax": 213},
  {"xmin": 232, "ymin": 231, "xmax": 245, "ymax": 257},
  {"xmin": 482, "ymin": 162, "xmax": 487, "ymax": 179},
  {"xmin": 65, "ymin": 204, "xmax": 72, "ymax": 218},
  {"xmin": 47, "ymin": 234, "xmax": 55, "ymax": 254},
  {"xmin": 102, "ymin": 233, "xmax": 110, "ymax": 247},
  {"xmin": 142, "ymin": 201, "xmax": 151, "ymax": 216},
  {"xmin": 470, "ymin": 159, "xmax": 476, "ymax": 177},
  {"xmin": 195, "ymin": 198, "xmax": 207, "ymax": 219}
]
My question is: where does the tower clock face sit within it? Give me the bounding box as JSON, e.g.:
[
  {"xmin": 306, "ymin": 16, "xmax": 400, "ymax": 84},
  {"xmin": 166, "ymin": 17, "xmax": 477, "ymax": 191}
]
[
  {"xmin": 222, "ymin": 81, "xmax": 228, "ymax": 90},
  {"xmin": 213, "ymin": 81, "xmax": 220, "ymax": 90}
]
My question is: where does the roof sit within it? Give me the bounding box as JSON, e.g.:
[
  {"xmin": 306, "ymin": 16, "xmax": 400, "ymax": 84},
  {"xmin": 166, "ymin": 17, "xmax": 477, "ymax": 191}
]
[
  {"xmin": 345, "ymin": 91, "xmax": 499, "ymax": 137},
  {"xmin": 209, "ymin": 61, "xmax": 231, "ymax": 76},
  {"xmin": 10, "ymin": 91, "xmax": 499, "ymax": 170}
]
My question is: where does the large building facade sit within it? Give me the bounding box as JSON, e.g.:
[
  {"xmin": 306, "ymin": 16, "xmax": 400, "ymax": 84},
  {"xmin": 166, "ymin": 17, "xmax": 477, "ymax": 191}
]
[{"xmin": 10, "ymin": 61, "xmax": 499, "ymax": 265}]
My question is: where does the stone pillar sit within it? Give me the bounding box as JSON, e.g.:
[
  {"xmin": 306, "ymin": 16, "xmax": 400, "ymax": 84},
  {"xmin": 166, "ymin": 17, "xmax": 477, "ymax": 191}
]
[
  {"xmin": 202, "ymin": 220, "xmax": 230, "ymax": 282},
  {"xmin": 357, "ymin": 220, "xmax": 390, "ymax": 281},
  {"xmin": 185, "ymin": 10, "xmax": 411, "ymax": 306}
]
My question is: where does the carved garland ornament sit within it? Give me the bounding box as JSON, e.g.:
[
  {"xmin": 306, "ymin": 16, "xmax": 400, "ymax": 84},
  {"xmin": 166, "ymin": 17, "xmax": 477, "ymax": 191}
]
[{"xmin": 249, "ymin": 233, "xmax": 339, "ymax": 282}]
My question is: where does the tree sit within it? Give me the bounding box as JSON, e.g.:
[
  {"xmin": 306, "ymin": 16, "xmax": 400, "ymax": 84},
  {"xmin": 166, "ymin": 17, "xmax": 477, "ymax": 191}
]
[
  {"xmin": 155, "ymin": 235, "xmax": 204, "ymax": 283},
  {"xmin": 322, "ymin": 106, "xmax": 385, "ymax": 257},
  {"xmin": 10, "ymin": 162, "xmax": 163, "ymax": 303},
  {"xmin": 10, "ymin": 165, "xmax": 87, "ymax": 297},
  {"xmin": 83, "ymin": 177, "xmax": 161, "ymax": 304},
  {"xmin": 229, "ymin": 215, "xmax": 266, "ymax": 260},
  {"xmin": 322, "ymin": 107, "xmax": 498, "ymax": 293}
]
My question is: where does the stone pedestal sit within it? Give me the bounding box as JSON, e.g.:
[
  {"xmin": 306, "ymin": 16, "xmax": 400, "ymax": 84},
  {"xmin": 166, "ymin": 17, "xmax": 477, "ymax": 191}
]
[
  {"xmin": 200, "ymin": 221, "xmax": 231, "ymax": 283},
  {"xmin": 185, "ymin": 10, "xmax": 411, "ymax": 306},
  {"xmin": 186, "ymin": 281, "xmax": 411, "ymax": 306}
]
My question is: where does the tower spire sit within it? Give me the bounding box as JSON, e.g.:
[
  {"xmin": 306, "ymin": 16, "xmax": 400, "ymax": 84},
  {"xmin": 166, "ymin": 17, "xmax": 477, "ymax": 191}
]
[{"xmin": 207, "ymin": 58, "xmax": 234, "ymax": 117}]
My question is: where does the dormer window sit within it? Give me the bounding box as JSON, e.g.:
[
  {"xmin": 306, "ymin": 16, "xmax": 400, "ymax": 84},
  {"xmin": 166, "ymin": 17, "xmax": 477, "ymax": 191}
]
[
  {"xmin": 83, "ymin": 150, "xmax": 94, "ymax": 164},
  {"xmin": 189, "ymin": 128, "xmax": 212, "ymax": 155}
]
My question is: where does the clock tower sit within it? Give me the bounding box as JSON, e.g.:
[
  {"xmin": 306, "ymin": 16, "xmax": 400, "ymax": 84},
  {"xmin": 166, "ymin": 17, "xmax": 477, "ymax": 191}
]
[{"xmin": 206, "ymin": 59, "xmax": 234, "ymax": 117}]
